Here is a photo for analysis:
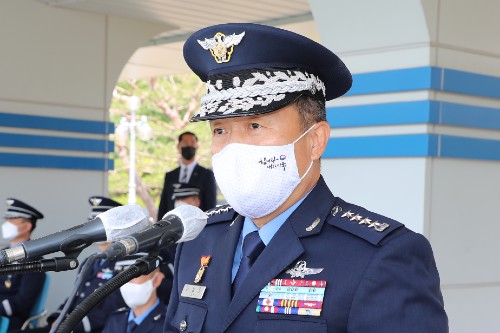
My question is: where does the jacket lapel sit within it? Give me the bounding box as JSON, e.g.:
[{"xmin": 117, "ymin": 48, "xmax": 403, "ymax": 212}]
[
  {"xmin": 209, "ymin": 215, "xmax": 243, "ymax": 326},
  {"xmin": 222, "ymin": 215, "xmax": 304, "ymax": 331},
  {"xmin": 221, "ymin": 177, "xmax": 336, "ymax": 331}
]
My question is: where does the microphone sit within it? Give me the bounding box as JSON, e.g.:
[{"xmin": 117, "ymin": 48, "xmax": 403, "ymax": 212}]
[
  {"xmin": 0, "ymin": 205, "xmax": 149, "ymax": 265},
  {"xmin": 102, "ymin": 205, "xmax": 207, "ymax": 260}
]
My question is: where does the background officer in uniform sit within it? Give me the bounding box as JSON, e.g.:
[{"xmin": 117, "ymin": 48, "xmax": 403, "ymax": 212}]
[
  {"xmin": 158, "ymin": 131, "xmax": 216, "ymax": 217},
  {"xmin": 102, "ymin": 266, "xmax": 165, "ymax": 333},
  {"xmin": 172, "ymin": 184, "xmax": 202, "ymax": 209},
  {"xmin": 27, "ymin": 196, "xmax": 128, "ymax": 333},
  {"xmin": 164, "ymin": 23, "xmax": 448, "ymax": 332},
  {"xmin": 0, "ymin": 198, "xmax": 46, "ymax": 331}
]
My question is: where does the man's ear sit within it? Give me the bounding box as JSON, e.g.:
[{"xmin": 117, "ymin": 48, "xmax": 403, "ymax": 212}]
[
  {"xmin": 153, "ymin": 272, "xmax": 165, "ymax": 288},
  {"xmin": 310, "ymin": 121, "xmax": 330, "ymax": 160}
]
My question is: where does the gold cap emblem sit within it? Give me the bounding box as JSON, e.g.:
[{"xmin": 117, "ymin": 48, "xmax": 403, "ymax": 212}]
[{"xmin": 197, "ymin": 31, "xmax": 245, "ymax": 63}]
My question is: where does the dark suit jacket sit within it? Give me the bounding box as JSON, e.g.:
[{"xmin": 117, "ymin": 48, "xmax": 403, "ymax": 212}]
[
  {"xmin": 164, "ymin": 176, "xmax": 448, "ymax": 333},
  {"xmin": 102, "ymin": 302, "xmax": 165, "ymax": 333},
  {"xmin": 158, "ymin": 164, "xmax": 217, "ymax": 218}
]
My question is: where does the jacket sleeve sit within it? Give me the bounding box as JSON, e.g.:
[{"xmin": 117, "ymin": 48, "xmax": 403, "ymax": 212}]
[
  {"xmin": 163, "ymin": 242, "xmax": 183, "ymax": 332},
  {"xmin": 348, "ymin": 231, "xmax": 448, "ymax": 333},
  {"xmin": 158, "ymin": 172, "xmax": 171, "ymax": 220},
  {"xmin": 0, "ymin": 271, "xmax": 46, "ymax": 319},
  {"xmin": 201, "ymin": 169, "xmax": 217, "ymax": 211}
]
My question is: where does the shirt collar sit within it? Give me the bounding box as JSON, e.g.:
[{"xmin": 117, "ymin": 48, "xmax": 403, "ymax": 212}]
[
  {"xmin": 242, "ymin": 191, "xmax": 310, "ymax": 246},
  {"xmin": 127, "ymin": 299, "xmax": 160, "ymax": 325}
]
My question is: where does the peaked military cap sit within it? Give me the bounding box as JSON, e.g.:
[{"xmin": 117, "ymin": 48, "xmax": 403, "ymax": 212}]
[
  {"xmin": 183, "ymin": 23, "xmax": 352, "ymax": 121},
  {"xmin": 171, "ymin": 184, "xmax": 201, "ymax": 200},
  {"xmin": 88, "ymin": 196, "xmax": 122, "ymax": 220},
  {"xmin": 3, "ymin": 198, "xmax": 44, "ymax": 220}
]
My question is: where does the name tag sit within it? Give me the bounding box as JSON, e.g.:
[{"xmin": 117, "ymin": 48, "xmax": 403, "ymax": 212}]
[{"xmin": 181, "ymin": 284, "xmax": 206, "ymax": 300}]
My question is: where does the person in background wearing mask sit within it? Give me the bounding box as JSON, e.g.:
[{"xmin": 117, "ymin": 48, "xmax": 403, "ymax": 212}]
[
  {"xmin": 0, "ymin": 198, "xmax": 46, "ymax": 331},
  {"xmin": 158, "ymin": 131, "xmax": 216, "ymax": 218},
  {"xmin": 164, "ymin": 23, "xmax": 447, "ymax": 332},
  {"xmin": 172, "ymin": 184, "xmax": 202, "ymax": 209},
  {"xmin": 21, "ymin": 196, "xmax": 128, "ymax": 333},
  {"xmin": 102, "ymin": 267, "xmax": 165, "ymax": 333}
]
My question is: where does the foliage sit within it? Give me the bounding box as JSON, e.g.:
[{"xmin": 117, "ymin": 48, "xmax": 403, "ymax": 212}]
[{"xmin": 109, "ymin": 73, "xmax": 213, "ymax": 219}]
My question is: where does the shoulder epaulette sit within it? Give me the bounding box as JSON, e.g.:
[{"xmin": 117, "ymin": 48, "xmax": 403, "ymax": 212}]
[
  {"xmin": 327, "ymin": 198, "xmax": 404, "ymax": 246},
  {"xmin": 205, "ymin": 205, "xmax": 237, "ymax": 224}
]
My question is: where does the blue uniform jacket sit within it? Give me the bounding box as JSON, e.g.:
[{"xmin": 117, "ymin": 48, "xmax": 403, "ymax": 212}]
[
  {"xmin": 102, "ymin": 302, "xmax": 165, "ymax": 333},
  {"xmin": 0, "ymin": 254, "xmax": 46, "ymax": 330},
  {"xmin": 164, "ymin": 176, "xmax": 448, "ymax": 332}
]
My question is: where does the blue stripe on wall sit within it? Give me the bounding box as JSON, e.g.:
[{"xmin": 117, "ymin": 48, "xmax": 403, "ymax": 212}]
[
  {"xmin": 440, "ymin": 135, "xmax": 500, "ymax": 161},
  {"xmin": 443, "ymin": 69, "xmax": 500, "ymax": 100},
  {"xmin": 0, "ymin": 133, "xmax": 114, "ymax": 153},
  {"xmin": 327, "ymin": 101, "xmax": 500, "ymax": 130},
  {"xmin": 324, "ymin": 134, "xmax": 438, "ymax": 158},
  {"xmin": 0, "ymin": 112, "xmax": 114, "ymax": 134},
  {"xmin": 345, "ymin": 66, "xmax": 500, "ymax": 99},
  {"xmin": 324, "ymin": 134, "xmax": 500, "ymax": 161},
  {"xmin": 0, "ymin": 153, "xmax": 114, "ymax": 170},
  {"xmin": 346, "ymin": 67, "xmax": 441, "ymax": 96}
]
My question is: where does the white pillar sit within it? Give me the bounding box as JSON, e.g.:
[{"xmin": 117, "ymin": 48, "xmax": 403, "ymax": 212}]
[{"xmin": 310, "ymin": 0, "xmax": 500, "ymax": 331}]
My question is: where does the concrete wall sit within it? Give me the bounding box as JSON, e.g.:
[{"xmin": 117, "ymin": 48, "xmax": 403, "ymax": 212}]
[
  {"xmin": 311, "ymin": 0, "xmax": 500, "ymax": 331},
  {"xmin": 0, "ymin": 0, "xmax": 170, "ymax": 314}
]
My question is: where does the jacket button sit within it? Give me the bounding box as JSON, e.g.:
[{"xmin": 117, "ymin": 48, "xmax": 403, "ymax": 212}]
[{"xmin": 179, "ymin": 320, "xmax": 187, "ymax": 331}]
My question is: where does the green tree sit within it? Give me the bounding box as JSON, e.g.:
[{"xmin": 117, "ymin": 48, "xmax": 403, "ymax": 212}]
[{"xmin": 109, "ymin": 73, "xmax": 212, "ymax": 220}]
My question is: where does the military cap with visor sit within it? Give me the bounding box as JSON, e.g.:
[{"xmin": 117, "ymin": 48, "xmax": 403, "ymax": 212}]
[
  {"xmin": 3, "ymin": 198, "xmax": 44, "ymax": 221},
  {"xmin": 183, "ymin": 23, "xmax": 352, "ymax": 121}
]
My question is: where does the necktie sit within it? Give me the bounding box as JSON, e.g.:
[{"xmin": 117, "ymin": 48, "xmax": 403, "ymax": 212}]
[
  {"xmin": 180, "ymin": 167, "xmax": 188, "ymax": 183},
  {"xmin": 127, "ymin": 320, "xmax": 137, "ymax": 333},
  {"xmin": 232, "ymin": 231, "xmax": 265, "ymax": 296}
]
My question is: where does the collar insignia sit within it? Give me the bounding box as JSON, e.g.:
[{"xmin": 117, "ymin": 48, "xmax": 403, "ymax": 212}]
[
  {"xmin": 305, "ymin": 218, "xmax": 321, "ymax": 232},
  {"xmin": 197, "ymin": 31, "xmax": 245, "ymax": 63},
  {"xmin": 286, "ymin": 260, "xmax": 324, "ymax": 278}
]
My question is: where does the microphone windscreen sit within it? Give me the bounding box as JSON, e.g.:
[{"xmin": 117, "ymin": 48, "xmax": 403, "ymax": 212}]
[
  {"xmin": 163, "ymin": 205, "xmax": 207, "ymax": 243},
  {"xmin": 99, "ymin": 205, "xmax": 150, "ymax": 241}
]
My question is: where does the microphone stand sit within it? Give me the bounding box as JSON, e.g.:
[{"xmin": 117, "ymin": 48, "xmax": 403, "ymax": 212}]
[
  {"xmin": 0, "ymin": 257, "xmax": 79, "ymax": 275},
  {"xmin": 55, "ymin": 252, "xmax": 162, "ymax": 333}
]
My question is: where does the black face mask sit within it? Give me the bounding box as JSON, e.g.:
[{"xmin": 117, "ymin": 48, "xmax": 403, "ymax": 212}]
[{"xmin": 181, "ymin": 146, "xmax": 196, "ymax": 160}]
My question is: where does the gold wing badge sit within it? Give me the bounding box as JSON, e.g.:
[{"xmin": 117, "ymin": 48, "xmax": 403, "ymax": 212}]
[{"xmin": 197, "ymin": 31, "xmax": 246, "ymax": 63}]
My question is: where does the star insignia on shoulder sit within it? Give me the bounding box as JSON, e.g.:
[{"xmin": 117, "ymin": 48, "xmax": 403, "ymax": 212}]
[{"xmin": 335, "ymin": 207, "xmax": 390, "ymax": 232}]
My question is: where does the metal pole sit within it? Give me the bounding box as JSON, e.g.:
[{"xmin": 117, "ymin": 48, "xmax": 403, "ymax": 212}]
[{"xmin": 128, "ymin": 104, "xmax": 137, "ymax": 205}]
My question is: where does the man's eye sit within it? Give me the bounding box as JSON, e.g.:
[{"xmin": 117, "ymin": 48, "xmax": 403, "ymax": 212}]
[
  {"xmin": 250, "ymin": 123, "xmax": 261, "ymax": 129},
  {"xmin": 213, "ymin": 128, "xmax": 224, "ymax": 135}
]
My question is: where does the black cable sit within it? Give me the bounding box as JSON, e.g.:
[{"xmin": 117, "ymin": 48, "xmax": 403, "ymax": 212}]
[
  {"xmin": 55, "ymin": 254, "xmax": 161, "ymax": 333},
  {"xmin": 49, "ymin": 254, "xmax": 97, "ymax": 333}
]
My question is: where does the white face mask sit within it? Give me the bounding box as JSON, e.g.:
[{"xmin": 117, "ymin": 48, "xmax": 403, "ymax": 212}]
[
  {"xmin": 212, "ymin": 125, "xmax": 315, "ymax": 219},
  {"xmin": 174, "ymin": 200, "xmax": 188, "ymax": 208},
  {"xmin": 119, "ymin": 275, "xmax": 155, "ymax": 308},
  {"xmin": 2, "ymin": 221, "xmax": 19, "ymax": 241}
]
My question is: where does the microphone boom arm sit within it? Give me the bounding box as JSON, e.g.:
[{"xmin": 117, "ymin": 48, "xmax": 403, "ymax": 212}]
[{"xmin": 0, "ymin": 257, "xmax": 79, "ymax": 275}]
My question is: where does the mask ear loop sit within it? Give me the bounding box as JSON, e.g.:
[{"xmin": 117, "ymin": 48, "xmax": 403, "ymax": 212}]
[{"xmin": 293, "ymin": 124, "xmax": 317, "ymax": 181}]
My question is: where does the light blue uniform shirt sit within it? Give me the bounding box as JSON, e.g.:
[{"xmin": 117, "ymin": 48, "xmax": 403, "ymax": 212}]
[
  {"xmin": 127, "ymin": 298, "xmax": 160, "ymax": 326},
  {"xmin": 231, "ymin": 194, "xmax": 309, "ymax": 282}
]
